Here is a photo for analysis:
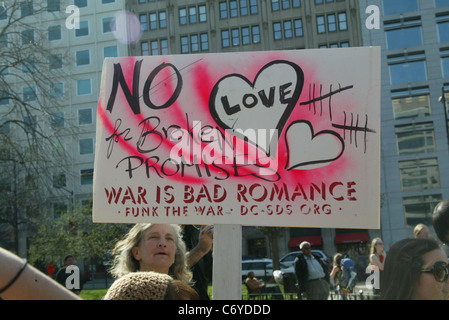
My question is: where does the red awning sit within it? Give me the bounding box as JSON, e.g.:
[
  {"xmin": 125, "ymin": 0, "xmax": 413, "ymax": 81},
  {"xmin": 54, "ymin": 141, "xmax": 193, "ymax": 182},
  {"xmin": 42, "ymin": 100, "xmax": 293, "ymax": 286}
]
[
  {"xmin": 289, "ymin": 235, "xmax": 322, "ymax": 248},
  {"xmin": 335, "ymin": 232, "xmax": 369, "ymax": 244}
]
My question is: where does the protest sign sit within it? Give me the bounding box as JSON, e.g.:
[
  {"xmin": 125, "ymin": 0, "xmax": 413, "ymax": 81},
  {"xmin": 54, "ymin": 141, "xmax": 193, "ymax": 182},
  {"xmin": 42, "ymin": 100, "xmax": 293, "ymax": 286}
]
[{"xmin": 93, "ymin": 47, "xmax": 380, "ymax": 229}]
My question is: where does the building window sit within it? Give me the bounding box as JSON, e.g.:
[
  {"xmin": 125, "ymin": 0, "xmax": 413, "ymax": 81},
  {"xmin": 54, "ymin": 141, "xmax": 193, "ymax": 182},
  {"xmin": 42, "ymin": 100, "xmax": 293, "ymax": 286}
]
[
  {"xmin": 294, "ymin": 19, "xmax": 303, "ymax": 37},
  {"xmin": 79, "ymin": 138, "xmax": 94, "ymax": 155},
  {"xmin": 21, "ymin": 1, "xmax": 33, "ymax": 17},
  {"xmin": 48, "ymin": 25, "xmax": 61, "ymax": 41},
  {"xmin": 442, "ymin": 55, "xmax": 449, "ymax": 78},
  {"xmin": 388, "ymin": 52, "xmax": 427, "ymax": 85},
  {"xmin": 75, "ymin": 0, "xmax": 87, "ymax": 7},
  {"xmin": 338, "ymin": 12, "xmax": 347, "ymax": 30},
  {"xmin": 327, "ymin": 14, "xmax": 336, "ymax": 32},
  {"xmin": 273, "ymin": 22, "xmax": 282, "ymax": 40},
  {"xmin": 81, "ymin": 169, "xmax": 94, "ymax": 185},
  {"xmin": 149, "ymin": 13, "xmax": 157, "ymax": 30},
  {"xmin": 252, "ymin": 25, "xmax": 260, "ymax": 43},
  {"xmin": 200, "ymin": 33, "xmax": 208, "ymax": 51},
  {"xmin": 395, "ymin": 122, "xmax": 435, "ymax": 155},
  {"xmin": 230, "ymin": 0, "xmax": 238, "ymax": 17},
  {"xmin": 141, "ymin": 42, "xmax": 149, "ymax": 55},
  {"xmin": 49, "ymin": 54, "xmax": 62, "ymax": 69},
  {"xmin": 220, "ymin": 2, "xmax": 228, "ymax": 19},
  {"xmin": 179, "ymin": 8, "xmax": 187, "ymax": 25},
  {"xmin": 221, "ymin": 30, "xmax": 230, "ymax": 47},
  {"xmin": 50, "ymin": 82, "xmax": 63, "ymax": 98},
  {"xmin": 250, "ymin": 0, "xmax": 258, "ymax": 14},
  {"xmin": 161, "ymin": 39, "xmax": 168, "ymax": 54},
  {"xmin": 0, "ymin": 90, "xmax": 9, "ymax": 105},
  {"xmin": 231, "ymin": 28, "xmax": 240, "ymax": 46},
  {"xmin": 159, "ymin": 11, "xmax": 167, "ymax": 28},
  {"xmin": 21, "ymin": 29, "xmax": 34, "ymax": 45},
  {"xmin": 392, "ymin": 88, "xmax": 430, "ymax": 119},
  {"xmin": 317, "ymin": 15, "xmax": 326, "ymax": 34},
  {"xmin": 50, "ymin": 112, "xmax": 64, "ymax": 129},
  {"xmin": 399, "ymin": 158, "xmax": 440, "ymax": 192},
  {"xmin": 78, "ymin": 108, "xmax": 92, "ymax": 125},
  {"xmin": 272, "ymin": 0, "xmax": 280, "ymax": 11},
  {"xmin": 104, "ymin": 45, "xmax": 118, "ymax": 58},
  {"xmin": 140, "ymin": 14, "xmax": 148, "ymax": 31},
  {"xmin": 403, "ymin": 194, "xmax": 441, "ymax": 227},
  {"xmin": 240, "ymin": 0, "xmax": 248, "ymax": 15},
  {"xmin": 47, "ymin": 0, "xmax": 60, "ymax": 12},
  {"xmin": 53, "ymin": 172, "xmax": 66, "ymax": 188},
  {"xmin": 435, "ymin": 0, "xmax": 449, "ymax": 8},
  {"xmin": 199, "ymin": 5, "xmax": 207, "ymax": 22},
  {"xmin": 438, "ymin": 19, "xmax": 449, "ymax": 43},
  {"xmin": 77, "ymin": 79, "xmax": 91, "ymax": 96},
  {"xmin": 75, "ymin": 21, "xmax": 89, "ymax": 37},
  {"xmin": 76, "ymin": 50, "xmax": 90, "ymax": 66},
  {"xmin": 284, "ymin": 21, "xmax": 293, "ymax": 38},
  {"xmin": 385, "ymin": 18, "xmax": 422, "ymax": 50},
  {"xmin": 383, "ymin": 0, "xmax": 418, "ymax": 16},
  {"xmin": 150, "ymin": 41, "xmax": 159, "ymax": 55},
  {"xmin": 181, "ymin": 36, "xmax": 189, "ymax": 53},
  {"xmin": 23, "ymin": 87, "xmax": 36, "ymax": 102},
  {"xmin": 191, "ymin": 35, "xmax": 199, "ymax": 52},
  {"xmin": 103, "ymin": 17, "xmax": 116, "ymax": 33},
  {"xmin": 242, "ymin": 27, "xmax": 250, "ymax": 45}
]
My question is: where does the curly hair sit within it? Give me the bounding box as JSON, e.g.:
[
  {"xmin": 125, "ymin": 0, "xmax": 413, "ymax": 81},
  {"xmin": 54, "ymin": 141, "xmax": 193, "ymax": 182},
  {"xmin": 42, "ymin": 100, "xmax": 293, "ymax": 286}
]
[{"xmin": 109, "ymin": 224, "xmax": 193, "ymax": 285}]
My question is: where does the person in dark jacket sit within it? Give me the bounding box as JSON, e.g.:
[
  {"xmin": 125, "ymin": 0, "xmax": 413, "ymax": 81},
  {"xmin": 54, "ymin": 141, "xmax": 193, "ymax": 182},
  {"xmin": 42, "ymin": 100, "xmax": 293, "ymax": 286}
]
[{"xmin": 294, "ymin": 241, "xmax": 330, "ymax": 300}]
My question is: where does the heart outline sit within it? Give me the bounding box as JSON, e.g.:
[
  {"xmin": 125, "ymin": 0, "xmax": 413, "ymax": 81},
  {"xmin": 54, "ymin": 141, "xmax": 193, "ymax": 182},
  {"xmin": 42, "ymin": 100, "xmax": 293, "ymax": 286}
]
[
  {"xmin": 209, "ymin": 60, "xmax": 304, "ymax": 156},
  {"xmin": 284, "ymin": 120, "xmax": 345, "ymax": 170}
]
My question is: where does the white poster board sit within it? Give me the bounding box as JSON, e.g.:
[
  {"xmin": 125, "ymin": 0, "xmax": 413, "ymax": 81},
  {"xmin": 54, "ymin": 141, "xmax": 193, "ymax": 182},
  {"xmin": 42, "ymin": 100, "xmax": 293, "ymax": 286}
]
[{"xmin": 93, "ymin": 47, "xmax": 381, "ymax": 229}]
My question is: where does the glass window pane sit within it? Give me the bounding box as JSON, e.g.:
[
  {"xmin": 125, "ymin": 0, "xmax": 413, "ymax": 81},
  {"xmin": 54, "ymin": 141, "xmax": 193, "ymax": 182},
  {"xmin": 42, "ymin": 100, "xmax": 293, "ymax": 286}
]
[
  {"xmin": 389, "ymin": 60, "xmax": 427, "ymax": 85},
  {"xmin": 403, "ymin": 194, "xmax": 441, "ymax": 227},
  {"xmin": 395, "ymin": 123, "xmax": 435, "ymax": 155},
  {"xmin": 399, "ymin": 158, "xmax": 440, "ymax": 191},
  {"xmin": 392, "ymin": 94, "xmax": 430, "ymax": 119},
  {"xmin": 383, "ymin": 0, "xmax": 418, "ymax": 15},
  {"xmin": 386, "ymin": 26, "xmax": 422, "ymax": 49}
]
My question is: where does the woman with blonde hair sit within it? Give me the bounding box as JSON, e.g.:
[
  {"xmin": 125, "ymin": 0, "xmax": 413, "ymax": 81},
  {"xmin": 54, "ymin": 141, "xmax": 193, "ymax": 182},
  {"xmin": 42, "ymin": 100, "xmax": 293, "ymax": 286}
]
[
  {"xmin": 109, "ymin": 223, "xmax": 193, "ymax": 285},
  {"xmin": 368, "ymin": 237, "xmax": 386, "ymax": 295}
]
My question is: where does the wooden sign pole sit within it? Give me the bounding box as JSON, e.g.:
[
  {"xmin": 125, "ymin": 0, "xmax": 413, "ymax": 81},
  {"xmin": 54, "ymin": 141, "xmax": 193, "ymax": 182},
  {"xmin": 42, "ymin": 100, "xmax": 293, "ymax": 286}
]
[{"xmin": 212, "ymin": 224, "xmax": 242, "ymax": 300}]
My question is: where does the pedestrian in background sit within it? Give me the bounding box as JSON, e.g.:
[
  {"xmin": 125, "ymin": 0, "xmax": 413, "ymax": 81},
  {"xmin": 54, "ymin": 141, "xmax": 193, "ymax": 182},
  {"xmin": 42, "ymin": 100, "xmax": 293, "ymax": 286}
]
[
  {"xmin": 294, "ymin": 241, "xmax": 330, "ymax": 300},
  {"xmin": 330, "ymin": 253, "xmax": 348, "ymax": 300},
  {"xmin": 368, "ymin": 237, "xmax": 386, "ymax": 295},
  {"xmin": 414, "ymin": 223, "xmax": 430, "ymax": 239},
  {"xmin": 56, "ymin": 254, "xmax": 81, "ymax": 295},
  {"xmin": 381, "ymin": 238, "xmax": 449, "ymax": 300}
]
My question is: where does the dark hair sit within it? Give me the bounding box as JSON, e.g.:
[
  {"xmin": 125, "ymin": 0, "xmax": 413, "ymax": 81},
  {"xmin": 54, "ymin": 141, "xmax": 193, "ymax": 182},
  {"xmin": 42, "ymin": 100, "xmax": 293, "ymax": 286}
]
[
  {"xmin": 380, "ymin": 238, "xmax": 440, "ymax": 300},
  {"xmin": 63, "ymin": 255, "xmax": 74, "ymax": 262},
  {"xmin": 433, "ymin": 200, "xmax": 449, "ymax": 243}
]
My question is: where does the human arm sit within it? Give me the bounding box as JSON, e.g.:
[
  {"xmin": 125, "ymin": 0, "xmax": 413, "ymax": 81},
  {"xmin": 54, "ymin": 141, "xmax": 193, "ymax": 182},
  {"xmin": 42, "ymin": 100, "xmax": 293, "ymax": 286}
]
[
  {"xmin": 186, "ymin": 226, "xmax": 213, "ymax": 269},
  {"xmin": 330, "ymin": 266, "xmax": 339, "ymax": 279},
  {"xmin": 0, "ymin": 247, "xmax": 81, "ymax": 300},
  {"xmin": 369, "ymin": 253, "xmax": 384, "ymax": 271}
]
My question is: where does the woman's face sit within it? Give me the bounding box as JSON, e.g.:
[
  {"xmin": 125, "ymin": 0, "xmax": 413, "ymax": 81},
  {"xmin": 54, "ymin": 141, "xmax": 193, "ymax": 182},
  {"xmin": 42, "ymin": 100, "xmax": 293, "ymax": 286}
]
[
  {"xmin": 414, "ymin": 248, "xmax": 449, "ymax": 300},
  {"xmin": 374, "ymin": 240, "xmax": 384, "ymax": 253},
  {"xmin": 132, "ymin": 224, "xmax": 177, "ymax": 274}
]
